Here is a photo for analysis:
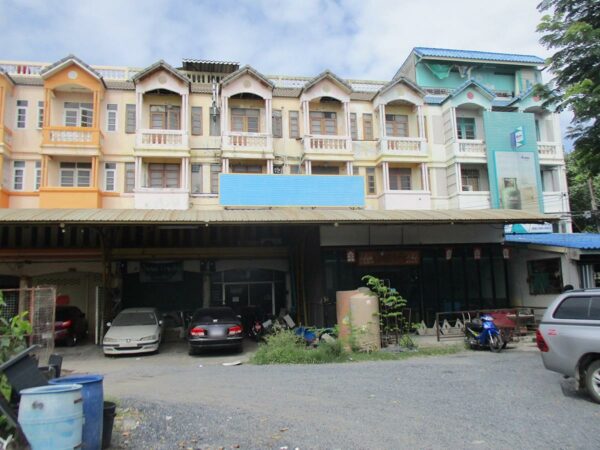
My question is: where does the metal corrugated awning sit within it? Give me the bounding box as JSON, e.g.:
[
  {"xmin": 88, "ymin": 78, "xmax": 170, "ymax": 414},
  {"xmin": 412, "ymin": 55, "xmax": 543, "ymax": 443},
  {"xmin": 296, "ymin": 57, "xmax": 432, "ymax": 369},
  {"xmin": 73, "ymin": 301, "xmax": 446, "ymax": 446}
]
[{"xmin": 0, "ymin": 208, "xmax": 557, "ymax": 225}]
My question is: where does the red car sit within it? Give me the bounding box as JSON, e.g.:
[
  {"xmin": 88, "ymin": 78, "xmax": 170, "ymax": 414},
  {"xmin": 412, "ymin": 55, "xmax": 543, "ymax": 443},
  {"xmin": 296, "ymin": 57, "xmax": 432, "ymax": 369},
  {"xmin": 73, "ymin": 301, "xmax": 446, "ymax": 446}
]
[{"xmin": 54, "ymin": 306, "xmax": 88, "ymax": 346}]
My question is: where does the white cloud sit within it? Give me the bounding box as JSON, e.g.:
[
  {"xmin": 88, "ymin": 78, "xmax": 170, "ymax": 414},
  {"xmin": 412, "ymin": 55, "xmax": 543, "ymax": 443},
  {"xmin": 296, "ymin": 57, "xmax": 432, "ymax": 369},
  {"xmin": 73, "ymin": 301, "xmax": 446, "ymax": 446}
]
[{"xmin": 0, "ymin": 0, "xmax": 549, "ymax": 78}]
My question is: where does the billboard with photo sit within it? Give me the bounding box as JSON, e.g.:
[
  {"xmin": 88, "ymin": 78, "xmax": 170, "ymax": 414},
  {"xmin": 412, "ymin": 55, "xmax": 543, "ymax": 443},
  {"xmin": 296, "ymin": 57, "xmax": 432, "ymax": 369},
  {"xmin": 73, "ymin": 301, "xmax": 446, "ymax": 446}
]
[{"xmin": 483, "ymin": 111, "xmax": 544, "ymax": 213}]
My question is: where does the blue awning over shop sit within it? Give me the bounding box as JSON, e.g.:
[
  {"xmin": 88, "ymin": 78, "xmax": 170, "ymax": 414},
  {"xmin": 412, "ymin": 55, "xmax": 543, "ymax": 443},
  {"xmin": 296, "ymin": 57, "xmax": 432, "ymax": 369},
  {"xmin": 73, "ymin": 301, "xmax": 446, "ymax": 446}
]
[{"xmin": 505, "ymin": 233, "xmax": 600, "ymax": 250}]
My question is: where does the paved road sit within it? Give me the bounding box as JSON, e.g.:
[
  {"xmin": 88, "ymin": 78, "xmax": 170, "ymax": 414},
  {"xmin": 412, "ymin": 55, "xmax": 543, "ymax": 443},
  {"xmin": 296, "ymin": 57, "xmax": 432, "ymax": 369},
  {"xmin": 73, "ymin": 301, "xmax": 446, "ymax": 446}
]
[{"xmin": 73, "ymin": 343, "xmax": 600, "ymax": 449}]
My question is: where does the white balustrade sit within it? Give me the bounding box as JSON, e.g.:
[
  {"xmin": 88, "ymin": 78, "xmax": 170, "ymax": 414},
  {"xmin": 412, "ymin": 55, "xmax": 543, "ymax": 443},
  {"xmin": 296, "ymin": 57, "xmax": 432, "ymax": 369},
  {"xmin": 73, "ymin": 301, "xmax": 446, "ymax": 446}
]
[
  {"xmin": 304, "ymin": 135, "xmax": 351, "ymax": 152},
  {"xmin": 224, "ymin": 132, "xmax": 271, "ymax": 151},
  {"xmin": 138, "ymin": 129, "xmax": 187, "ymax": 147},
  {"xmin": 379, "ymin": 137, "xmax": 424, "ymax": 154},
  {"xmin": 49, "ymin": 129, "xmax": 94, "ymax": 143},
  {"xmin": 537, "ymin": 142, "xmax": 558, "ymax": 157},
  {"xmin": 0, "ymin": 63, "xmax": 44, "ymax": 76},
  {"xmin": 457, "ymin": 139, "xmax": 486, "ymax": 154}
]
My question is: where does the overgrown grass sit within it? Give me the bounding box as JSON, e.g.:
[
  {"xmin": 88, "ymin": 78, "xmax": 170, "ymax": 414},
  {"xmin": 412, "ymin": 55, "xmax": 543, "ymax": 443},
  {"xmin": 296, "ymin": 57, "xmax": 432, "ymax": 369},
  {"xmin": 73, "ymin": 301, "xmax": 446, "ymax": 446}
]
[{"xmin": 249, "ymin": 330, "xmax": 463, "ymax": 365}]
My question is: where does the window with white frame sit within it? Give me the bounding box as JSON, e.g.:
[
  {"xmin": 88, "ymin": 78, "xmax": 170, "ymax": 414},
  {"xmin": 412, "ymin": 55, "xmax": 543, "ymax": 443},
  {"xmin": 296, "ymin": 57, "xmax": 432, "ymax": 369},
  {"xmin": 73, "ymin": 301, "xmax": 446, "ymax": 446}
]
[
  {"xmin": 60, "ymin": 162, "xmax": 92, "ymax": 187},
  {"xmin": 150, "ymin": 105, "xmax": 180, "ymax": 130},
  {"xmin": 37, "ymin": 101, "xmax": 44, "ymax": 129},
  {"xmin": 210, "ymin": 164, "xmax": 221, "ymax": 194},
  {"xmin": 35, "ymin": 161, "xmax": 41, "ymax": 191},
  {"xmin": 148, "ymin": 163, "xmax": 180, "ymax": 188},
  {"xmin": 125, "ymin": 163, "xmax": 135, "ymax": 193},
  {"xmin": 12, "ymin": 161, "xmax": 25, "ymax": 190},
  {"xmin": 461, "ymin": 168, "xmax": 481, "ymax": 191},
  {"xmin": 64, "ymin": 103, "xmax": 94, "ymax": 127},
  {"xmin": 389, "ymin": 168, "xmax": 412, "ymax": 190},
  {"xmin": 310, "ymin": 111, "xmax": 337, "ymax": 135},
  {"xmin": 385, "ymin": 114, "xmax": 409, "ymax": 137},
  {"xmin": 456, "ymin": 117, "xmax": 476, "ymax": 140},
  {"xmin": 366, "ymin": 167, "xmax": 376, "ymax": 195},
  {"xmin": 104, "ymin": 163, "xmax": 116, "ymax": 191},
  {"xmin": 106, "ymin": 104, "xmax": 118, "ymax": 132},
  {"xmin": 231, "ymin": 108, "xmax": 259, "ymax": 133},
  {"xmin": 191, "ymin": 164, "xmax": 203, "ymax": 194},
  {"xmin": 16, "ymin": 100, "xmax": 28, "ymax": 129}
]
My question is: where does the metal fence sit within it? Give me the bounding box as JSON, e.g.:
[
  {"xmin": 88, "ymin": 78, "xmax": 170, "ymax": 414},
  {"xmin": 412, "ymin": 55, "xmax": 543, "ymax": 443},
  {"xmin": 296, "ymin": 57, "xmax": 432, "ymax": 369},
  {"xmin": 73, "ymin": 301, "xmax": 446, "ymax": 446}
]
[
  {"xmin": 0, "ymin": 287, "xmax": 56, "ymax": 364},
  {"xmin": 434, "ymin": 306, "xmax": 548, "ymax": 342}
]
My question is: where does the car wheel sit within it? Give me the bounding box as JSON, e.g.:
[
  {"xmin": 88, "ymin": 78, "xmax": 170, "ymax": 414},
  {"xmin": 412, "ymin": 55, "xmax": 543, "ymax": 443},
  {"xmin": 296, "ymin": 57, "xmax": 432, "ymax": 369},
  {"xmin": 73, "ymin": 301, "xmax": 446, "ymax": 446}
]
[
  {"xmin": 66, "ymin": 335, "xmax": 77, "ymax": 347},
  {"xmin": 585, "ymin": 360, "xmax": 600, "ymax": 404},
  {"xmin": 188, "ymin": 346, "xmax": 197, "ymax": 356}
]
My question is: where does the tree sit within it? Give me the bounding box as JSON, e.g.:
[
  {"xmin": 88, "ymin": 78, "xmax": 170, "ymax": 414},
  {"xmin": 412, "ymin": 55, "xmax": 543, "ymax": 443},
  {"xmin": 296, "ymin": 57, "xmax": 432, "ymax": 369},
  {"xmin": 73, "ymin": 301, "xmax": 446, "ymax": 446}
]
[
  {"xmin": 565, "ymin": 153, "xmax": 600, "ymax": 231},
  {"xmin": 536, "ymin": 1, "xmax": 600, "ymax": 173}
]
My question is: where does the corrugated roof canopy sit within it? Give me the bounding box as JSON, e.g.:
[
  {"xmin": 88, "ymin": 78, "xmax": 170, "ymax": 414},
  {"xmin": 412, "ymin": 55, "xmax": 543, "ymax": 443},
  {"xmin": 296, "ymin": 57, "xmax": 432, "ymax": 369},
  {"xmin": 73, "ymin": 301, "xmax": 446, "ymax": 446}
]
[
  {"xmin": 413, "ymin": 47, "xmax": 545, "ymax": 65},
  {"xmin": 0, "ymin": 208, "xmax": 556, "ymax": 226},
  {"xmin": 505, "ymin": 233, "xmax": 600, "ymax": 250}
]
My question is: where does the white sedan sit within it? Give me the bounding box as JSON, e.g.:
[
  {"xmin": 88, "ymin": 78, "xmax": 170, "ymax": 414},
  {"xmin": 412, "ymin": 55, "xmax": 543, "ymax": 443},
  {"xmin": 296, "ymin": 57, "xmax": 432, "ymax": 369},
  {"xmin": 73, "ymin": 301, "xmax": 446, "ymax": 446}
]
[{"xmin": 103, "ymin": 308, "xmax": 163, "ymax": 356}]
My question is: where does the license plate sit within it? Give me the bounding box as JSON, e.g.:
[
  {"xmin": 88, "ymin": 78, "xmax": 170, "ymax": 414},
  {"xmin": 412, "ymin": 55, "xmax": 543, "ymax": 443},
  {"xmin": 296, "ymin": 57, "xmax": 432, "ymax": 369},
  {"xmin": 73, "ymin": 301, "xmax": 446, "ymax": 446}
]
[{"xmin": 211, "ymin": 329, "xmax": 225, "ymax": 337}]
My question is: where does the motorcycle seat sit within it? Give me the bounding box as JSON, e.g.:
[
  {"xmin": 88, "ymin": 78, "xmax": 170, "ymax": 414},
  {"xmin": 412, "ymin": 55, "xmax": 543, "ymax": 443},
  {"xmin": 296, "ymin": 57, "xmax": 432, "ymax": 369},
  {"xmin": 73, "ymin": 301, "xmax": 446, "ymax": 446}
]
[{"xmin": 466, "ymin": 320, "xmax": 483, "ymax": 332}]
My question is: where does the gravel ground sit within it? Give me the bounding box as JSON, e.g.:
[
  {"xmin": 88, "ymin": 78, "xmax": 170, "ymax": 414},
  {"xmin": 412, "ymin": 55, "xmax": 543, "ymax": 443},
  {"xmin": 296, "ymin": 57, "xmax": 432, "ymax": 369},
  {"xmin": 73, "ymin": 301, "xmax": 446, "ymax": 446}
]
[{"xmin": 101, "ymin": 345, "xmax": 600, "ymax": 450}]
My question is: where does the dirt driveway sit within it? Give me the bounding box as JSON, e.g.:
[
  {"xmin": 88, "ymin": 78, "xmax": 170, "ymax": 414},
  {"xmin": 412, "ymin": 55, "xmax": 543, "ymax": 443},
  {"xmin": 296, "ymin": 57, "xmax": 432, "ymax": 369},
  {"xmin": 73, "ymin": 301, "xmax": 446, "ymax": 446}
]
[{"xmin": 55, "ymin": 341, "xmax": 600, "ymax": 449}]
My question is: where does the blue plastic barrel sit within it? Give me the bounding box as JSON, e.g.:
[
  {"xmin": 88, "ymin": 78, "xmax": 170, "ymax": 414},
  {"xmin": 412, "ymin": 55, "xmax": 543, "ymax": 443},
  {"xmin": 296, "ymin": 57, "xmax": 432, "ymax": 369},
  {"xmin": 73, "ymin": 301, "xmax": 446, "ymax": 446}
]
[
  {"xmin": 50, "ymin": 375, "xmax": 104, "ymax": 450},
  {"xmin": 18, "ymin": 384, "xmax": 84, "ymax": 450}
]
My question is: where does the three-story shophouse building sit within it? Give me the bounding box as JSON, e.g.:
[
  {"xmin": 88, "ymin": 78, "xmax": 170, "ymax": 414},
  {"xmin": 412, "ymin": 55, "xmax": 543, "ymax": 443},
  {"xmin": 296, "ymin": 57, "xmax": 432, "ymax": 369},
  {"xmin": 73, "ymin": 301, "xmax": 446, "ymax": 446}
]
[{"xmin": 0, "ymin": 48, "xmax": 569, "ymax": 339}]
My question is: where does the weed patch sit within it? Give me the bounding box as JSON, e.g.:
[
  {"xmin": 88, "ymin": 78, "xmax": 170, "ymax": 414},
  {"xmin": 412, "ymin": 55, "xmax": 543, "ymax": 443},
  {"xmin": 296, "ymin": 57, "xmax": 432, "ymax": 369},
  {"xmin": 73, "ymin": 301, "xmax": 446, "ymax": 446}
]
[{"xmin": 250, "ymin": 330, "xmax": 463, "ymax": 365}]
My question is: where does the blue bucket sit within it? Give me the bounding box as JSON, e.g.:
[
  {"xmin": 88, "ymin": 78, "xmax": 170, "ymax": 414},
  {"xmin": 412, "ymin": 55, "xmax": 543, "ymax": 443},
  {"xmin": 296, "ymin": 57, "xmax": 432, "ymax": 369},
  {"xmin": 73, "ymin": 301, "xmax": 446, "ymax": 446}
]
[
  {"xmin": 18, "ymin": 384, "xmax": 84, "ymax": 450},
  {"xmin": 50, "ymin": 375, "xmax": 104, "ymax": 450}
]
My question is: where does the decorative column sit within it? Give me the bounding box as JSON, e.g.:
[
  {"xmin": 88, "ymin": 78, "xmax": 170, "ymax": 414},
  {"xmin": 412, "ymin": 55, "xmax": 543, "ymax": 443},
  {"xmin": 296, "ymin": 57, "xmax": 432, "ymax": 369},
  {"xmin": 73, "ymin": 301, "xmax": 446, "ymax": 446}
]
[
  {"xmin": 346, "ymin": 161, "xmax": 353, "ymax": 175},
  {"xmin": 382, "ymin": 162, "xmax": 389, "ymax": 191},
  {"xmin": 41, "ymin": 155, "xmax": 49, "ymax": 188},
  {"xmin": 267, "ymin": 160, "xmax": 274, "ymax": 174},
  {"xmin": 221, "ymin": 96, "xmax": 229, "ymax": 135},
  {"xmin": 379, "ymin": 104, "xmax": 386, "ymax": 138},
  {"xmin": 181, "ymin": 94, "xmax": 188, "ymax": 134},
  {"xmin": 136, "ymin": 92, "xmax": 143, "ymax": 133},
  {"xmin": 420, "ymin": 163, "xmax": 430, "ymax": 191},
  {"xmin": 43, "ymin": 89, "xmax": 52, "ymax": 128},
  {"xmin": 302, "ymin": 101, "xmax": 309, "ymax": 136},
  {"xmin": 451, "ymin": 107, "xmax": 458, "ymax": 141},
  {"xmin": 417, "ymin": 105, "xmax": 425, "ymax": 139},
  {"xmin": 181, "ymin": 157, "xmax": 189, "ymax": 190},
  {"xmin": 91, "ymin": 156, "xmax": 98, "ymax": 188},
  {"xmin": 455, "ymin": 162, "xmax": 462, "ymax": 192},
  {"xmin": 134, "ymin": 156, "xmax": 142, "ymax": 190},
  {"xmin": 222, "ymin": 158, "xmax": 229, "ymax": 174},
  {"xmin": 265, "ymin": 99, "xmax": 272, "ymax": 135},
  {"xmin": 304, "ymin": 160, "xmax": 311, "ymax": 175}
]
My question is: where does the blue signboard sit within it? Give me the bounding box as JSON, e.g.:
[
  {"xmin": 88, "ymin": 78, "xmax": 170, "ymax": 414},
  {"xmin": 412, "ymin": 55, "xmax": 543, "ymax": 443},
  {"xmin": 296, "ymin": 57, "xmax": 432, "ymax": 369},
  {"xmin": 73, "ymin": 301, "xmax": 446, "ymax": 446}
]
[{"xmin": 219, "ymin": 174, "xmax": 365, "ymax": 207}]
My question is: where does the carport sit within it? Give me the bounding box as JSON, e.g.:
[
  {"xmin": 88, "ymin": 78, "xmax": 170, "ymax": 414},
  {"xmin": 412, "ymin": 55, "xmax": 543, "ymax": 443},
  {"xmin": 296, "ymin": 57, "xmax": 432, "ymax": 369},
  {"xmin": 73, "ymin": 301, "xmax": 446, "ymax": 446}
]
[{"xmin": 0, "ymin": 207, "xmax": 555, "ymax": 340}]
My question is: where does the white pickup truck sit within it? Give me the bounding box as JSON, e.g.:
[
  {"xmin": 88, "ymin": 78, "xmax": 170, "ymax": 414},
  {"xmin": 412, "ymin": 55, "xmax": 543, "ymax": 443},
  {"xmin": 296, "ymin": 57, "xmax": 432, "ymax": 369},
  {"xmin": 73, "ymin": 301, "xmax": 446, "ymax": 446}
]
[{"xmin": 537, "ymin": 289, "xmax": 600, "ymax": 404}]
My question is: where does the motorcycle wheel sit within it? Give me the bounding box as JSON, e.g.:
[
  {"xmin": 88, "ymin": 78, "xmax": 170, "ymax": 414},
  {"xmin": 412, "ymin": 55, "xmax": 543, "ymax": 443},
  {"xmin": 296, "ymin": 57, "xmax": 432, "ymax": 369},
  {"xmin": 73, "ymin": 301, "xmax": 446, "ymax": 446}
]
[{"xmin": 489, "ymin": 334, "xmax": 503, "ymax": 353}]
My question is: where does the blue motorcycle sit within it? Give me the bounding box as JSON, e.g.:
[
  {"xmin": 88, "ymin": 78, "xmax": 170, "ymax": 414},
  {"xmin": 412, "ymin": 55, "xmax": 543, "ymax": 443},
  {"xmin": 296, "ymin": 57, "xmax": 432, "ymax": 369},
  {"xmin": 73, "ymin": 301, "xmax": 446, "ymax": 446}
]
[{"xmin": 465, "ymin": 314, "xmax": 504, "ymax": 352}]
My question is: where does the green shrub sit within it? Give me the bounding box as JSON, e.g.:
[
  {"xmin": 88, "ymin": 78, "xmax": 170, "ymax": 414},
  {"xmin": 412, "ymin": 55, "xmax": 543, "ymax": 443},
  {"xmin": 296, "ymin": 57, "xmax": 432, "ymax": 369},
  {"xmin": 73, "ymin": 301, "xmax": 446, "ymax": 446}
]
[{"xmin": 250, "ymin": 329, "xmax": 349, "ymax": 365}]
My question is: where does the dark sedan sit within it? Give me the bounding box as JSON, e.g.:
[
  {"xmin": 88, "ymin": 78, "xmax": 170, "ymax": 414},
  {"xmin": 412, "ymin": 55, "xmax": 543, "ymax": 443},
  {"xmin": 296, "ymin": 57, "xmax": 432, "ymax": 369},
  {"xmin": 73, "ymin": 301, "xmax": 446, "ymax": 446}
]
[
  {"xmin": 187, "ymin": 307, "xmax": 244, "ymax": 355},
  {"xmin": 55, "ymin": 305, "xmax": 88, "ymax": 346}
]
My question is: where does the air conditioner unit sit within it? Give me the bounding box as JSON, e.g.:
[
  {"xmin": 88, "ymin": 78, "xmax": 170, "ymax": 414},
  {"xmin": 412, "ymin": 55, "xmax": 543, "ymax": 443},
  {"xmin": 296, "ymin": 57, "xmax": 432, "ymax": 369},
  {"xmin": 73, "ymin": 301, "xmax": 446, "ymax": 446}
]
[
  {"xmin": 462, "ymin": 185, "xmax": 474, "ymax": 192},
  {"xmin": 273, "ymin": 165, "xmax": 283, "ymax": 174}
]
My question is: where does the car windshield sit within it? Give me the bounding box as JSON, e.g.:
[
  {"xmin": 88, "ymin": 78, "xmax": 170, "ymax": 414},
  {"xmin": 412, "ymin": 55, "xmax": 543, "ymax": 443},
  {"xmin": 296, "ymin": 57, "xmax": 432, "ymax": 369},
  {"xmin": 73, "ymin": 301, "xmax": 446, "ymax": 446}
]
[
  {"xmin": 192, "ymin": 308, "xmax": 237, "ymax": 323},
  {"xmin": 55, "ymin": 308, "xmax": 75, "ymax": 321},
  {"xmin": 113, "ymin": 312, "xmax": 157, "ymax": 326}
]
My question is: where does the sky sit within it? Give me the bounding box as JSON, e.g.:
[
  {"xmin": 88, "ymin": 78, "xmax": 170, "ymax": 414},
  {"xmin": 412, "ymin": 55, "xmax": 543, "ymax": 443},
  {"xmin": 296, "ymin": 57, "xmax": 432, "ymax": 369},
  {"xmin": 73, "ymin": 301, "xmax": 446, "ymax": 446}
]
[{"xmin": 0, "ymin": 0, "xmax": 573, "ymax": 147}]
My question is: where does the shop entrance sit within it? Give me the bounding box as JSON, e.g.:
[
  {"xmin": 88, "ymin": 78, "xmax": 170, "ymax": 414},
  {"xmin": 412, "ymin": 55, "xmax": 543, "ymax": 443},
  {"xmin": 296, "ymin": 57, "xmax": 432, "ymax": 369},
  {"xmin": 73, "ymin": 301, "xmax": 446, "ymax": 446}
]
[{"xmin": 211, "ymin": 268, "xmax": 287, "ymax": 316}]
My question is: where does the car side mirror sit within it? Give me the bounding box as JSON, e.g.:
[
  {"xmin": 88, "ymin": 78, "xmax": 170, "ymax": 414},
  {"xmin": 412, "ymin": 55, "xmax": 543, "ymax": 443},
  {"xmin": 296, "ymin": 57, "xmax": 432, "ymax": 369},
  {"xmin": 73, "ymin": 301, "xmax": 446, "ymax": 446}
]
[
  {"xmin": 81, "ymin": 313, "xmax": 86, "ymax": 318},
  {"xmin": 106, "ymin": 322, "xmax": 111, "ymax": 328},
  {"xmin": 237, "ymin": 315, "xmax": 242, "ymax": 319},
  {"xmin": 158, "ymin": 320, "xmax": 163, "ymax": 326}
]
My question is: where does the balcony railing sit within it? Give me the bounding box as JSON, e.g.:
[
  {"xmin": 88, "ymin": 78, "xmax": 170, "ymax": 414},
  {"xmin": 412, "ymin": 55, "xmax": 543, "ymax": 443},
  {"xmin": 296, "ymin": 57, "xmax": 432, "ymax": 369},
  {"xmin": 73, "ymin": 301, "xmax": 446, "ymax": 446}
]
[
  {"xmin": 379, "ymin": 137, "xmax": 425, "ymax": 154},
  {"xmin": 0, "ymin": 62, "xmax": 44, "ymax": 76},
  {"xmin": 222, "ymin": 132, "xmax": 272, "ymax": 152},
  {"xmin": 303, "ymin": 135, "xmax": 352, "ymax": 153},
  {"xmin": 537, "ymin": 142, "xmax": 560, "ymax": 158},
  {"xmin": 457, "ymin": 139, "xmax": 486, "ymax": 154},
  {"xmin": 137, "ymin": 129, "xmax": 188, "ymax": 148},
  {"xmin": 2, "ymin": 126, "xmax": 13, "ymax": 151},
  {"xmin": 42, "ymin": 126, "xmax": 101, "ymax": 147}
]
